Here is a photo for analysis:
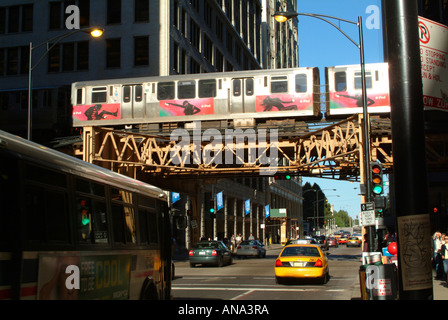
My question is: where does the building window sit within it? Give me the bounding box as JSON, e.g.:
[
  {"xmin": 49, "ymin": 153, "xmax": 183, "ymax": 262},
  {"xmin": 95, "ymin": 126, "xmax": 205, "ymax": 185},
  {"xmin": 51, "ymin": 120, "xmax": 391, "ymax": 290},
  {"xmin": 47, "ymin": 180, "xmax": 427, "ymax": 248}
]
[
  {"xmin": 6, "ymin": 48, "xmax": 18, "ymax": 75},
  {"xmin": 134, "ymin": 36, "xmax": 149, "ymax": 66},
  {"xmin": 106, "ymin": 38, "xmax": 121, "ymax": 68},
  {"xmin": 135, "ymin": 0, "xmax": 149, "ymax": 22},
  {"xmin": 49, "ymin": 2, "xmax": 62, "ymax": 30},
  {"xmin": 77, "ymin": 41, "xmax": 89, "ymax": 70},
  {"xmin": 107, "ymin": 0, "xmax": 121, "ymax": 24},
  {"xmin": 22, "ymin": 4, "xmax": 33, "ymax": 32}
]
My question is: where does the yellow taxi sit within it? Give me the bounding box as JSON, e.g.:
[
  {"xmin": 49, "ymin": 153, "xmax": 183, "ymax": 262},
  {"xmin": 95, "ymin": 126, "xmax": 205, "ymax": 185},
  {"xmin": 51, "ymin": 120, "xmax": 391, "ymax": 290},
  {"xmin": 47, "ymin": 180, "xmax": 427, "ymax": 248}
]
[
  {"xmin": 346, "ymin": 236, "xmax": 362, "ymax": 247},
  {"xmin": 274, "ymin": 243, "xmax": 329, "ymax": 284}
]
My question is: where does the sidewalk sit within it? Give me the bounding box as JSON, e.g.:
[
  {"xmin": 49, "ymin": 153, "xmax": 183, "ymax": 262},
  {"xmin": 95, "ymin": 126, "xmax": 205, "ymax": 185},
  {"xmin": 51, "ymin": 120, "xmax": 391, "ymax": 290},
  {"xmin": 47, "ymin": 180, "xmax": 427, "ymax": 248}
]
[{"xmin": 352, "ymin": 269, "xmax": 448, "ymax": 300}]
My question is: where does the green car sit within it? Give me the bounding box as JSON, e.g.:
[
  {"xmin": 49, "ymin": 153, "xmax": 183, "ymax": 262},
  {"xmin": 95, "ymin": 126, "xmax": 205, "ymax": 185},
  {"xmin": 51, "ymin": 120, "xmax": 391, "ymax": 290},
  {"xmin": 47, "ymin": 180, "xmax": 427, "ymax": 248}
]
[{"xmin": 189, "ymin": 241, "xmax": 233, "ymax": 267}]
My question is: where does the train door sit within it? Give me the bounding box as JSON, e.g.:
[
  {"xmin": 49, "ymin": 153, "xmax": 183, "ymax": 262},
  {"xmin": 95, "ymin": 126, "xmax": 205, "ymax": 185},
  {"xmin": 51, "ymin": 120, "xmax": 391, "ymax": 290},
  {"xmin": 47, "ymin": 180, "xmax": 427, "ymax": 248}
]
[
  {"xmin": 230, "ymin": 78, "xmax": 255, "ymax": 113},
  {"xmin": 122, "ymin": 84, "xmax": 145, "ymax": 119}
]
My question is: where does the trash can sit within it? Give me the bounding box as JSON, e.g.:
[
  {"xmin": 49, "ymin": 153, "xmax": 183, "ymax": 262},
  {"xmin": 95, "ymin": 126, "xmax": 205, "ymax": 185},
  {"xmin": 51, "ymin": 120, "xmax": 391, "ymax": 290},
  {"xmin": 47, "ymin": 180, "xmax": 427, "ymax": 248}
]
[{"xmin": 365, "ymin": 264, "xmax": 398, "ymax": 300}]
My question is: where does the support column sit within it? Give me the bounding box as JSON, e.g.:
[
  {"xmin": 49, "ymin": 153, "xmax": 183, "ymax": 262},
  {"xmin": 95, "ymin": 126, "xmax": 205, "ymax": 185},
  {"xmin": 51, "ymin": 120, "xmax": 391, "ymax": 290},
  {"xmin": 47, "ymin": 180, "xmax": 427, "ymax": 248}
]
[{"xmin": 383, "ymin": 0, "xmax": 433, "ymax": 299}]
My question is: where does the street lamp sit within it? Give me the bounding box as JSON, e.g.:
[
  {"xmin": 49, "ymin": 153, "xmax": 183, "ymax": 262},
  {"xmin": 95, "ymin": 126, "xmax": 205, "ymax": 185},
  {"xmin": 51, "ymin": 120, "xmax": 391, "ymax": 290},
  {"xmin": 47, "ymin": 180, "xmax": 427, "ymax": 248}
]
[
  {"xmin": 274, "ymin": 11, "xmax": 371, "ymax": 199},
  {"xmin": 27, "ymin": 27, "xmax": 104, "ymax": 140},
  {"xmin": 276, "ymin": 11, "xmax": 373, "ymax": 248}
]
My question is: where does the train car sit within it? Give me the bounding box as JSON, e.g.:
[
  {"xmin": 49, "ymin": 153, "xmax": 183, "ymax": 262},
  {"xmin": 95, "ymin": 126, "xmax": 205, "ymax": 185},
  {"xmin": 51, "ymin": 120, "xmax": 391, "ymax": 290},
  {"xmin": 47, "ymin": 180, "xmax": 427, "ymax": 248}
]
[
  {"xmin": 325, "ymin": 62, "xmax": 390, "ymax": 116},
  {"xmin": 71, "ymin": 67, "xmax": 321, "ymax": 129}
]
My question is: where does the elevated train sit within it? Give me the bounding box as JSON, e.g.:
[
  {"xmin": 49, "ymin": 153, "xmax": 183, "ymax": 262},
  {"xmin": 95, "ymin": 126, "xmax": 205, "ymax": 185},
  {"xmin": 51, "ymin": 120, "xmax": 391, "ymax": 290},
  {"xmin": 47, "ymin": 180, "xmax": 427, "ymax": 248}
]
[{"xmin": 71, "ymin": 63, "xmax": 389, "ymax": 130}]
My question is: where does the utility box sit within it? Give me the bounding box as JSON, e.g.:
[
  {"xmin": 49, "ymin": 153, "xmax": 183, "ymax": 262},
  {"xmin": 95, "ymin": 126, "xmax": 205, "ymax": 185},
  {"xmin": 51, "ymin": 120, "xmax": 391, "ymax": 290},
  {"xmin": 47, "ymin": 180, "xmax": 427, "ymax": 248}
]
[{"xmin": 365, "ymin": 264, "xmax": 398, "ymax": 300}]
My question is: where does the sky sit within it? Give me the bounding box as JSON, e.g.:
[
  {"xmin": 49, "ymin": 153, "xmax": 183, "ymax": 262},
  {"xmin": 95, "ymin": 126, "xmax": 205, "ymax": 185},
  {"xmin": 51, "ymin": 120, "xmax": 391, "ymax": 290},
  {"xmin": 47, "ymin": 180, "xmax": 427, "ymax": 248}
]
[{"xmin": 297, "ymin": 0, "xmax": 385, "ymax": 219}]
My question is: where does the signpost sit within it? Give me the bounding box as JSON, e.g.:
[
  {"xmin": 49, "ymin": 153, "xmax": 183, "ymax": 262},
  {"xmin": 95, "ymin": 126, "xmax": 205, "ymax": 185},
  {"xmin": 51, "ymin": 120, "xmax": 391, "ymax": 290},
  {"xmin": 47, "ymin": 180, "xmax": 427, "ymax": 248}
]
[{"xmin": 360, "ymin": 202, "xmax": 376, "ymax": 226}]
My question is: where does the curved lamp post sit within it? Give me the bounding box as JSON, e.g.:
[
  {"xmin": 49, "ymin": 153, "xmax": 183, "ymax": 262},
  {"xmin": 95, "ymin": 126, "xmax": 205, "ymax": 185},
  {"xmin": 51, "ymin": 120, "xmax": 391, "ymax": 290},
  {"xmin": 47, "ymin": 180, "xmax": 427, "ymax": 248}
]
[
  {"xmin": 277, "ymin": 11, "xmax": 373, "ymax": 249},
  {"xmin": 27, "ymin": 27, "xmax": 104, "ymax": 140}
]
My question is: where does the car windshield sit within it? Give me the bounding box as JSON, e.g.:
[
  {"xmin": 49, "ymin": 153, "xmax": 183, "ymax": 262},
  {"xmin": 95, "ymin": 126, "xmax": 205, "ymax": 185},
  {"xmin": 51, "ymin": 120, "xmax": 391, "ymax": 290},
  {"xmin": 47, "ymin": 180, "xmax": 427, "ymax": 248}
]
[{"xmin": 281, "ymin": 246, "xmax": 321, "ymax": 257}]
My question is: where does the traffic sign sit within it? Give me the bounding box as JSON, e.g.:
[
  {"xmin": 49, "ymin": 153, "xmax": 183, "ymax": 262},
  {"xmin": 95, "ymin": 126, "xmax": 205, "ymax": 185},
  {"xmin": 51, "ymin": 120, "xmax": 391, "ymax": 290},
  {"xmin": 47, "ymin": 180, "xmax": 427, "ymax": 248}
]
[{"xmin": 360, "ymin": 202, "xmax": 376, "ymax": 226}]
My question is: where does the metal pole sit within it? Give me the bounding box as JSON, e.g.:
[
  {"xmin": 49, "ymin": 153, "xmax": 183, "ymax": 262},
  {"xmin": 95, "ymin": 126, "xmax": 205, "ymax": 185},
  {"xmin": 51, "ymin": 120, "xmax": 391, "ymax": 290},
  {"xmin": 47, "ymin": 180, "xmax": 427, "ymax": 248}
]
[
  {"xmin": 383, "ymin": 0, "xmax": 433, "ymax": 299},
  {"xmin": 27, "ymin": 42, "xmax": 33, "ymax": 141},
  {"xmin": 358, "ymin": 16, "xmax": 375, "ymax": 252}
]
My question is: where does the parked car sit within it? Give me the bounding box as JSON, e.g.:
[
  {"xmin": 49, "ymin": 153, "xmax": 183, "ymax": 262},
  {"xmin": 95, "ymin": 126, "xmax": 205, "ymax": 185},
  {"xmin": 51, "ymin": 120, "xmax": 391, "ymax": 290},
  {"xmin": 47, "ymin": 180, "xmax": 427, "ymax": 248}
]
[
  {"xmin": 327, "ymin": 237, "xmax": 339, "ymax": 248},
  {"xmin": 346, "ymin": 237, "xmax": 362, "ymax": 247},
  {"xmin": 189, "ymin": 241, "xmax": 233, "ymax": 267},
  {"xmin": 236, "ymin": 240, "xmax": 266, "ymax": 258},
  {"xmin": 314, "ymin": 235, "xmax": 329, "ymax": 251},
  {"xmin": 275, "ymin": 244, "xmax": 330, "ymax": 284}
]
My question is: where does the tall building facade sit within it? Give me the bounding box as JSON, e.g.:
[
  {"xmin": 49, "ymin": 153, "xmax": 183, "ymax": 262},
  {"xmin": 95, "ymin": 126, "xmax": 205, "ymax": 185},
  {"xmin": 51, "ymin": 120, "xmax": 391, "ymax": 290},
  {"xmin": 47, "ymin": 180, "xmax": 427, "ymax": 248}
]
[{"xmin": 0, "ymin": 0, "xmax": 302, "ymax": 248}]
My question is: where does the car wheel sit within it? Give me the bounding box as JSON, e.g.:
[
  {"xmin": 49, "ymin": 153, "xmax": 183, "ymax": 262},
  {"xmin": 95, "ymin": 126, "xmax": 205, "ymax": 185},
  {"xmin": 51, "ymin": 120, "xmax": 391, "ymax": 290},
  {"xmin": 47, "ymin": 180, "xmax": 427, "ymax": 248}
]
[
  {"xmin": 217, "ymin": 255, "xmax": 223, "ymax": 267},
  {"xmin": 189, "ymin": 263, "xmax": 196, "ymax": 268}
]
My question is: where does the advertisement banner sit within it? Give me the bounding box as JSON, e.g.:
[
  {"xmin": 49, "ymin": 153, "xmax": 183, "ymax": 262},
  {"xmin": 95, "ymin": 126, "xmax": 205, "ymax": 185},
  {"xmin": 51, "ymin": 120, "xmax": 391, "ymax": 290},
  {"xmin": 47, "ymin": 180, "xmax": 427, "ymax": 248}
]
[
  {"xmin": 159, "ymin": 98, "xmax": 214, "ymax": 117},
  {"xmin": 38, "ymin": 254, "xmax": 132, "ymax": 300},
  {"xmin": 255, "ymin": 94, "xmax": 313, "ymax": 112},
  {"xmin": 419, "ymin": 16, "xmax": 448, "ymax": 112},
  {"xmin": 73, "ymin": 103, "xmax": 121, "ymax": 121}
]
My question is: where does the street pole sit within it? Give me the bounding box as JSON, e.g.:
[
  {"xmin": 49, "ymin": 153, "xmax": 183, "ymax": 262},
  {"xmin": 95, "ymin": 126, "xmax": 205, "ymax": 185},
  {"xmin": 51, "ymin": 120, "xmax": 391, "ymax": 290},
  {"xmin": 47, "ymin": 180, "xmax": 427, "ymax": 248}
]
[{"xmin": 383, "ymin": 0, "xmax": 433, "ymax": 299}]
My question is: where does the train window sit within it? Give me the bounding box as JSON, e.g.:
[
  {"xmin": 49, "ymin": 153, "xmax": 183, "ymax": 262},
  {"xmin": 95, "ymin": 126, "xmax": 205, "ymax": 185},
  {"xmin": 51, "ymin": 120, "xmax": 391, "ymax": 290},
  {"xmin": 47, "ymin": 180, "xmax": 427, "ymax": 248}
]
[
  {"xmin": 157, "ymin": 82, "xmax": 175, "ymax": 100},
  {"xmin": 270, "ymin": 76, "xmax": 288, "ymax": 93},
  {"xmin": 335, "ymin": 72, "xmax": 347, "ymax": 92},
  {"xmin": 123, "ymin": 86, "xmax": 131, "ymax": 103},
  {"xmin": 135, "ymin": 85, "xmax": 143, "ymax": 102},
  {"xmin": 246, "ymin": 79, "xmax": 254, "ymax": 96},
  {"xmin": 295, "ymin": 74, "xmax": 307, "ymax": 93},
  {"xmin": 76, "ymin": 88, "xmax": 83, "ymax": 105},
  {"xmin": 178, "ymin": 80, "xmax": 196, "ymax": 99},
  {"xmin": 354, "ymin": 71, "xmax": 372, "ymax": 89},
  {"xmin": 233, "ymin": 79, "xmax": 241, "ymax": 96},
  {"xmin": 198, "ymin": 79, "xmax": 216, "ymax": 98},
  {"xmin": 91, "ymin": 87, "xmax": 107, "ymax": 103}
]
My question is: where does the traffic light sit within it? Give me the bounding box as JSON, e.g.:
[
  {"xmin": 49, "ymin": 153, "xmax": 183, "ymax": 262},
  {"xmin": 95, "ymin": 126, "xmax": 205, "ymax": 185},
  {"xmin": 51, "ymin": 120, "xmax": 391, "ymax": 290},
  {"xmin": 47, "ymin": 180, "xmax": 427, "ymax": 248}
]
[
  {"xmin": 80, "ymin": 200, "xmax": 90, "ymax": 226},
  {"xmin": 206, "ymin": 197, "xmax": 216, "ymax": 218},
  {"xmin": 370, "ymin": 162, "xmax": 384, "ymax": 195},
  {"xmin": 274, "ymin": 173, "xmax": 292, "ymax": 180}
]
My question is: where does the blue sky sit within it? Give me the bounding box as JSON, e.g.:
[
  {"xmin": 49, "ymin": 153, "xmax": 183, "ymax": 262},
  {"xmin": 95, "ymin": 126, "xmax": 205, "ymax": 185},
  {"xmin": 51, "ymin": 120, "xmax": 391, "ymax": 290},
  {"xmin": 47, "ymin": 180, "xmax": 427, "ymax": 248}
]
[{"xmin": 297, "ymin": 0, "xmax": 385, "ymax": 219}]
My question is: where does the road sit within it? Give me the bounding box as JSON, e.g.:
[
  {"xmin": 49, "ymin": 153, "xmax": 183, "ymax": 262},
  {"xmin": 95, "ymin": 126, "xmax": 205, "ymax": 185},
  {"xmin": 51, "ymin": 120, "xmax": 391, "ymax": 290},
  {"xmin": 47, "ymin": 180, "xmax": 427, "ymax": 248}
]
[{"xmin": 172, "ymin": 244, "xmax": 362, "ymax": 300}]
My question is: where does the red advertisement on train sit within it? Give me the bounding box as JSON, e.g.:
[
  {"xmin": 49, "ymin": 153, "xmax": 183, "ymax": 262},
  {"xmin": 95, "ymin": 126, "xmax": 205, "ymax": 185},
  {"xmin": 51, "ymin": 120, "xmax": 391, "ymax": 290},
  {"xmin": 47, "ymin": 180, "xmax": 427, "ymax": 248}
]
[
  {"xmin": 159, "ymin": 98, "xmax": 214, "ymax": 117},
  {"xmin": 73, "ymin": 103, "xmax": 121, "ymax": 121},
  {"xmin": 255, "ymin": 94, "xmax": 313, "ymax": 112},
  {"xmin": 328, "ymin": 91, "xmax": 389, "ymax": 110}
]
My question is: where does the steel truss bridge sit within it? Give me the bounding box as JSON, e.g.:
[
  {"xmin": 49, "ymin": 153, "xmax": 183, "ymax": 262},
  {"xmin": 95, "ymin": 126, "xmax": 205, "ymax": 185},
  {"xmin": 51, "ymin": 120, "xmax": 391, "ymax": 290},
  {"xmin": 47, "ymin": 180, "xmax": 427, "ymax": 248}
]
[{"xmin": 75, "ymin": 113, "xmax": 448, "ymax": 190}]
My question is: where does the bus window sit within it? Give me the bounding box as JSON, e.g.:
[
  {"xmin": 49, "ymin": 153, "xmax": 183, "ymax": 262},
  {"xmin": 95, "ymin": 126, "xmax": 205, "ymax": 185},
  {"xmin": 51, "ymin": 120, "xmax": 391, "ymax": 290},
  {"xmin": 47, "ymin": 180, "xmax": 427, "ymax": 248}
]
[
  {"xmin": 138, "ymin": 209, "xmax": 159, "ymax": 245},
  {"xmin": 26, "ymin": 164, "xmax": 66, "ymax": 187},
  {"xmin": 295, "ymin": 74, "xmax": 307, "ymax": 93},
  {"xmin": 157, "ymin": 82, "xmax": 175, "ymax": 100},
  {"xmin": 76, "ymin": 198, "xmax": 108, "ymax": 244},
  {"xmin": 178, "ymin": 80, "xmax": 196, "ymax": 99},
  {"xmin": 25, "ymin": 186, "xmax": 70, "ymax": 243},
  {"xmin": 354, "ymin": 71, "xmax": 372, "ymax": 89},
  {"xmin": 91, "ymin": 87, "xmax": 107, "ymax": 103},
  {"xmin": 270, "ymin": 76, "xmax": 288, "ymax": 93},
  {"xmin": 112, "ymin": 203, "xmax": 136, "ymax": 244},
  {"xmin": 198, "ymin": 79, "xmax": 216, "ymax": 98},
  {"xmin": 76, "ymin": 178, "xmax": 105, "ymax": 197},
  {"xmin": 335, "ymin": 72, "xmax": 347, "ymax": 92}
]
